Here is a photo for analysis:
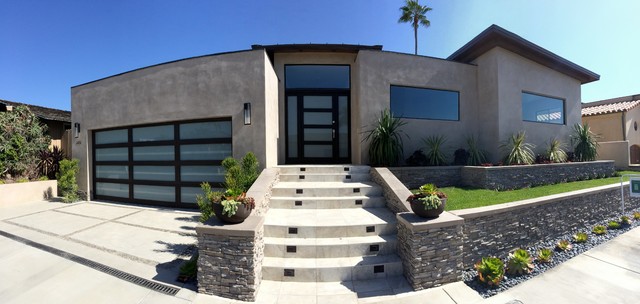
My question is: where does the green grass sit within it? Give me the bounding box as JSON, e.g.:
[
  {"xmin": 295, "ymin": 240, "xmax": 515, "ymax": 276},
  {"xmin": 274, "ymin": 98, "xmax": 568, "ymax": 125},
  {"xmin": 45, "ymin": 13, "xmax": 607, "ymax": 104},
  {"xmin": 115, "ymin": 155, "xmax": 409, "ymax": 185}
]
[{"xmin": 441, "ymin": 171, "xmax": 637, "ymax": 211}]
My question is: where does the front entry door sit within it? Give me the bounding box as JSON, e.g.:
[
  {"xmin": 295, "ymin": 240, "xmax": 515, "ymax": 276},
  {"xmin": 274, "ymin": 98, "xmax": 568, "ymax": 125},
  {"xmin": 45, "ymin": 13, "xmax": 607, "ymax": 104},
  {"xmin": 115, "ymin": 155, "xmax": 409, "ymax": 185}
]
[{"xmin": 286, "ymin": 94, "xmax": 350, "ymax": 164}]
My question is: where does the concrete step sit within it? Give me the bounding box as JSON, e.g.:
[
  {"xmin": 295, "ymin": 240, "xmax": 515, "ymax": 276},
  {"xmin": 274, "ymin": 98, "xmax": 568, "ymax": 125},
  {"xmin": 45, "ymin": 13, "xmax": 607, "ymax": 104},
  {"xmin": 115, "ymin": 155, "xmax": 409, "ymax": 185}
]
[
  {"xmin": 264, "ymin": 235, "xmax": 397, "ymax": 258},
  {"xmin": 263, "ymin": 208, "xmax": 396, "ymax": 238},
  {"xmin": 269, "ymin": 196, "xmax": 386, "ymax": 209},
  {"xmin": 262, "ymin": 254, "xmax": 403, "ymax": 282},
  {"xmin": 277, "ymin": 165, "xmax": 370, "ymax": 175},
  {"xmin": 271, "ymin": 181, "xmax": 382, "ymax": 197},
  {"xmin": 278, "ymin": 173, "xmax": 371, "ymax": 183}
]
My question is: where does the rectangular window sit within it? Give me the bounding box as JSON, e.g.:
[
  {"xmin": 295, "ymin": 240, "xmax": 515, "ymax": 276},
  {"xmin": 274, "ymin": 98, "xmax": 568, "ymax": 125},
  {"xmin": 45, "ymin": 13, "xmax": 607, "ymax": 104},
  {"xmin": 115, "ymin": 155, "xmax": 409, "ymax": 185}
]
[
  {"xmin": 285, "ymin": 65, "xmax": 350, "ymax": 89},
  {"xmin": 522, "ymin": 92, "xmax": 564, "ymax": 125},
  {"xmin": 390, "ymin": 86, "xmax": 459, "ymax": 121}
]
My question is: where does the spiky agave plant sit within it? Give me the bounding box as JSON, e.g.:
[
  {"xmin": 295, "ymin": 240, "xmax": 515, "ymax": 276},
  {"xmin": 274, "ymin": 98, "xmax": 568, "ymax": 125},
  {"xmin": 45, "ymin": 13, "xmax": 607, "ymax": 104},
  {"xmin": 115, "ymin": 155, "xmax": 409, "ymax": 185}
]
[
  {"xmin": 592, "ymin": 225, "xmax": 607, "ymax": 235},
  {"xmin": 572, "ymin": 123, "xmax": 599, "ymax": 162},
  {"xmin": 423, "ymin": 134, "xmax": 448, "ymax": 166},
  {"xmin": 506, "ymin": 248, "xmax": 534, "ymax": 275},
  {"xmin": 537, "ymin": 248, "xmax": 553, "ymax": 263},
  {"xmin": 573, "ymin": 232, "xmax": 588, "ymax": 243},
  {"xmin": 474, "ymin": 257, "xmax": 505, "ymax": 287},
  {"xmin": 547, "ymin": 138, "xmax": 568, "ymax": 163},
  {"xmin": 362, "ymin": 109, "xmax": 408, "ymax": 167},
  {"xmin": 500, "ymin": 132, "xmax": 535, "ymax": 165},
  {"xmin": 466, "ymin": 135, "xmax": 488, "ymax": 165}
]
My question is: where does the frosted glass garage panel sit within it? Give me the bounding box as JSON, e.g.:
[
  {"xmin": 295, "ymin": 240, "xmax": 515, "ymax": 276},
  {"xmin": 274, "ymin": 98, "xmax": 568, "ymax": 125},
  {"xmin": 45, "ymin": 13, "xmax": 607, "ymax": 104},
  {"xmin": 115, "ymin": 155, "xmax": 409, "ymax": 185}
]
[
  {"xmin": 96, "ymin": 182, "xmax": 129, "ymax": 198},
  {"xmin": 133, "ymin": 146, "xmax": 174, "ymax": 161},
  {"xmin": 180, "ymin": 121, "xmax": 231, "ymax": 140},
  {"xmin": 95, "ymin": 129, "xmax": 128, "ymax": 145},
  {"xmin": 181, "ymin": 166, "xmax": 225, "ymax": 182},
  {"xmin": 180, "ymin": 144, "xmax": 232, "ymax": 160},
  {"xmin": 133, "ymin": 166, "xmax": 175, "ymax": 181},
  {"xmin": 134, "ymin": 185, "xmax": 175, "ymax": 202},
  {"xmin": 133, "ymin": 125, "xmax": 174, "ymax": 142},
  {"xmin": 96, "ymin": 165, "xmax": 128, "ymax": 180},
  {"xmin": 95, "ymin": 147, "xmax": 128, "ymax": 161}
]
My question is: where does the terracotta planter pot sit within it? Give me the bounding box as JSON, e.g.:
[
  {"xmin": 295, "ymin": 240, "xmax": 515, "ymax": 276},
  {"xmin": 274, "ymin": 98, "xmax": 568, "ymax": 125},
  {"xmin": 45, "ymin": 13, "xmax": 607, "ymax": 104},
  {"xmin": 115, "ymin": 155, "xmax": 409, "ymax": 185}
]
[
  {"xmin": 212, "ymin": 202, "xmax": 253, "ymax": 224},
  {"xmin": 409, "ymin": 198, "xmax": 446, "ymax": 218}
]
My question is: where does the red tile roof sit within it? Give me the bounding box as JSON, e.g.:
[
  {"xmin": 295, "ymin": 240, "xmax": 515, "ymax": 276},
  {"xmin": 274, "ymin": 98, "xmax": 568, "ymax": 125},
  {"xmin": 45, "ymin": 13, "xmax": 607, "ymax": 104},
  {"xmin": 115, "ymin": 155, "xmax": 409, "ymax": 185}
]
[{"xmin": 582, "ymin": 95, "xmax": 640, "ymax": 116}]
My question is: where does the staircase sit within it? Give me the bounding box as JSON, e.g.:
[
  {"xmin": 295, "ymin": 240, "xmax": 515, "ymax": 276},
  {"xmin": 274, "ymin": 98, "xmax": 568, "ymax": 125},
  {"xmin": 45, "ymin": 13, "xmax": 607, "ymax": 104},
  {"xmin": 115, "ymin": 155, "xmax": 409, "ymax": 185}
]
[{"xmin": 262, "ymin": 165, "xmax": 404, "ymax": 284}]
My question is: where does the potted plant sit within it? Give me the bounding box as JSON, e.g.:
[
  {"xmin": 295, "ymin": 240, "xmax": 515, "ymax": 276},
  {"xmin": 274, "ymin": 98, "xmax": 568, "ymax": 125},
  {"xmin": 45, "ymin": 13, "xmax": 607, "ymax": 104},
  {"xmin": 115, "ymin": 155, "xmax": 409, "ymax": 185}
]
[
  {"xmin": 214, "ymin": 189, "xmax": 255, "ymax": 223},
  {"xmin": 406, "ymin": 183, "xmax": 447, "ymax": 218}
]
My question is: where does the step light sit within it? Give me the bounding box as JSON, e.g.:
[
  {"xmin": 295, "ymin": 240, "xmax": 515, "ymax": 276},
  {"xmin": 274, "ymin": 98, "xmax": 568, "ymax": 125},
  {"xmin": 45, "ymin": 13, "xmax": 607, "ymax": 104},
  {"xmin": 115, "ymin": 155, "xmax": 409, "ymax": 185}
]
[
  {"xmin": 284, "ymin": 269, "xmax": 295, "ymax": 277},
  {"xmin": 288, "ymin": 227, "xmax": 298, "ymax": 234},
  {"xmin": 373, "ymin": 265, "xmax": 385, "ymax": 273},
  {"xmin": 286, "ymin": 246, "xmax": 297, "ymax": 253},
  {"xmin": 296, "ymin": 189, "xmax": 303, "ymax": 194},
  {"xmin": 353, "ymin": 188, "xmax": 360, "ymax": 193},
  {"xmin": 295, "ymin": 201, "xmax": 303, "ymax": 206},
  {"xmin": 346, "ymin": 175, "xmax": 352, "ymax": 179},
  {"xmin": 299, "ymin": 175, "xmax": 305, "ymax": 180},
  {"xmin": 355, "ymin": 200, "xmax": 363, "ymax": 205},
  {"xmin": 300, "ymin": 168, "xmax": 306, "ymax": 172},
  {"xmin": 366, "ymin": 226, "xmax": 375, "ymax": 233},
  {"xmin": 344, "ymin": 167, "xmax": 350, "ymax": 171},
  {"xmin": 370, "ymin": 244, "xmax": 380, "ymax": 252}
]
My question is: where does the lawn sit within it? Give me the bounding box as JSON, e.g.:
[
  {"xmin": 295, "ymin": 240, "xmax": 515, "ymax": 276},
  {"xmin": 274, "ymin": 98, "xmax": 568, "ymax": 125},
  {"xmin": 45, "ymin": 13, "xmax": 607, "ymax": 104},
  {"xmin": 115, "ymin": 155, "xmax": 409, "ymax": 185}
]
[{"xmin": 442, "ymin": 171, "xmax": 639, "ymax": 211}]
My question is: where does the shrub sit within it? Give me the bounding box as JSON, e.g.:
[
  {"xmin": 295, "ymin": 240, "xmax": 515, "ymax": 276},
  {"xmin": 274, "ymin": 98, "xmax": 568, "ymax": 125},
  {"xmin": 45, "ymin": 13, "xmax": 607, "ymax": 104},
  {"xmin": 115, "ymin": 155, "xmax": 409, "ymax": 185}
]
[
  {"xmin": 221, "ymin": 152, "xmax": 259, "ymax": 194},
  {"xmin": 537, "ymin": 248, "xmax": 553, "ymax": 263},
  {"xmin": 38, "ymin": 146, "xmax": 66, "ymax": 180},
  {"xmin": 177, "ymin": 253, "xmax": 198, "ymax": 282},
  {"xmin": 57, "ymin": 159, "xmax": 80, "ymax": 203},
  {"xmin": 423, "ymin": 135, "xmax": 448, "ymax": 166},
  {"xmin": 572, "ymin": 123, "xmax": 599, "ymax": 162},
  {"xmin": 546, "ymin": 138, "xmax": 568, "ymax": 163},
  {"xmin": 506, "ymin": 248, "xmax": 534, "ymax": 275},
  {"xmin": 607, "ymin": 221, "xmax": 621, "ymax": 230},
  {"xmin": 0, "ymin": 105, "xmax": 51, "ymax": 179},
  {"xmin": 500, "ymin": 131, "xmax": 535, "ymax": 165},
  {"xmin": 405, "ymin": 149, "xmax": 428, "ymax": 166},
  {"xmin": 195, "ymin": 182, "xmax": 223, "ymax": 222},
  {"xmin": 573, "ymin": 232, "xmax": 588, "ymax": 243},
  {"xmin": 362, "ymin": 109, "xmax": 407, "ymax": 166},
  {"xmin": 620, "ymin": 216, "xmax": 631, "ymax": 225},
  {"xmin": 466, "ymin": 135, "xmax": 488, "ymax": 166},
  {"xmin": 474, "ymin": 257, "xmax": 505, "ymax": 287},
  {"xmin": 634, "ymin": 211, "xmax": 640, "ymax": 220},
  {"xmin": 592, "ymin": 225, "xmax": 607, "ymax": 235},
  {"xmin": 555, "ymin": 240, "xmax": 572, "ymax": 251},
  {"xmin": 453, "ymin": 148, "xmax": 468, "ymax": 165}
]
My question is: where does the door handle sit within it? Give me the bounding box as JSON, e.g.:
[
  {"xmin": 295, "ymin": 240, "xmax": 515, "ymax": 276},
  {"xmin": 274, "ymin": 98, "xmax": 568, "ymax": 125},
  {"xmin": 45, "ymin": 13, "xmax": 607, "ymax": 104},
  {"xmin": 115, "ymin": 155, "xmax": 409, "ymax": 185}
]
[{"xmin": 332, "ymin": 129, "xmax": 336, "ymax": 139}]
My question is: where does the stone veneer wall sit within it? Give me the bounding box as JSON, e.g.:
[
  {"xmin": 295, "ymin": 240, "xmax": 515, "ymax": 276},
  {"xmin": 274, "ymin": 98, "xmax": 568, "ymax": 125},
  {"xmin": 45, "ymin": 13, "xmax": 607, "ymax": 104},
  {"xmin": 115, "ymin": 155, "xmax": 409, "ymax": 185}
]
[
  {"xmin": 389, "ymin": 166, "xmax": 462, "ymax": 189},
  {"xmin": 396, "ymin": 212, "xmax": 464, "ymax": 290},
  {"xmin": 246, "ymin": 168, "xmax": 279, "ymax": 216},
  {"xmin": 460, "ymin": 160, "xmax": 615, "ymax": 190},
  {"xmin": 371, "ymin": 168, "xmax": 411, "ymax": 214},
  {"xmin": 196, "ymin": 216, "xmax": 265, "ymax": 301},
  {"xmin": 451, "ymin": 183, "xmax": 640, "ymax": 268}
]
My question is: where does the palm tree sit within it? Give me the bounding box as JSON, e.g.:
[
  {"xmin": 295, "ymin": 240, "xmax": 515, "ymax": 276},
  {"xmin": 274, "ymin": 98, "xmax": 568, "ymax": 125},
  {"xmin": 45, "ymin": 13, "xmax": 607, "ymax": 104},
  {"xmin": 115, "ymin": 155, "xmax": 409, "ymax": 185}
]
[{"xmin": 398, "ymin": 0, "xmax": 432, "ymax": 55}]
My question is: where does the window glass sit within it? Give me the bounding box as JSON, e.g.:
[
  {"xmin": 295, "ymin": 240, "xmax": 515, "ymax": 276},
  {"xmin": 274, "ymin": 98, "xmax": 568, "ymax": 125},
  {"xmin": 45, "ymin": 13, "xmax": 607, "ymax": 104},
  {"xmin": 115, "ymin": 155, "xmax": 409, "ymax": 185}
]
[
  {"xmin": 285, "ymin": 65, "xmax": 349, "ymax": 89},
  {"xmin": 180, "ymin": 143, "xmax": 232, "ymax": 160},
  {"xmin": 522, "ymin": 92, "xmax": 564, "ymax": 124},
  {"xmin": 134, "ymin": 185, "xmax": 175, "ymax": 202},
  {"xmin": 96, "ymin": 182, "xmax": 129, "ymax": 198},
  {"xmin": 96, "ymin": 165, "xmax": 128, "ymax": 180},
  {"xmin": 133, "ymin": 166, "xmax": 175, "ymax": 181},
  {"xmin": 95, "ymin": 129, "xmax": 128, "ymax": 145},
  {"xmin": 181, "ymin": 166, "xmax": 225, "ymax": 182},
  {"xmin": 180, "ymin": 121, "xmax": 231, "ymax": 140},
  {"xmin": 287, "ymin": 96, "xmax": 298, "ymax": 157},
  {"xmin": 95, "ymin": 147, "xmax": 128, "ymax": 161},
  {"xmin": 390, "ymin": 86, "xmax": 459, "ymax": 121},
  {"xmin": 133, "ymin": 125, "xmax": 174, "ymax": 142},
  {"xmin": 133, "ymin": 146, "xmax": 174, "ymax": 161},
  {"xmin": 181, "ymin": 186, "xmax": 223, "ymax": 204}
]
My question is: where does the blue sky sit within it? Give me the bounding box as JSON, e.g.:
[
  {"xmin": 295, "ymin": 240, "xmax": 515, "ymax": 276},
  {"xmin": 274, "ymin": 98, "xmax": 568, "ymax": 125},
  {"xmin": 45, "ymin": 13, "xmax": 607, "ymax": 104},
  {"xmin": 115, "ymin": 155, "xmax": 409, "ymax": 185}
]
[{"xmin": 2, "ymin": 0, "xmax": 638, "ymax": 111}]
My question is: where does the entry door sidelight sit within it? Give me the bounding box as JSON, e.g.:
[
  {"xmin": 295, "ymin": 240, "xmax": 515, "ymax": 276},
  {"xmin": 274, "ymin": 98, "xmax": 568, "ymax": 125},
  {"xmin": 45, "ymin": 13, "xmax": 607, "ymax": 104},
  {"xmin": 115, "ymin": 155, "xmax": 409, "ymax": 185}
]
[{"xmin": 286, "ymin": 94, "xmax": 350, "ymax": 164}]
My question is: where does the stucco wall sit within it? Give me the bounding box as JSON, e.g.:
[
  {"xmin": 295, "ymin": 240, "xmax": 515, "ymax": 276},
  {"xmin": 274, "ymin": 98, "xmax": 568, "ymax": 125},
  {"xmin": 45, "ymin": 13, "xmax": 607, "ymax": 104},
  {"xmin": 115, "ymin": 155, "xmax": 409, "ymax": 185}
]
[
  {"xmin": 355, "ymin": 51, "xmax": 478, "ymax": 165},
  {"xmin": 475, "ymin": 47, "xmax": 582, "ymax": 162},
  {"xmin": 624, "ymin": 106, "xmax": 640, "ymax": 147},
  {"xmin": 71, "ymin": 50, "xmax": 270, "ymax": 198},
  {"xmin": 597, "ymin": 141, "xmax": 629, "ymax": 169},
  {"xmin": 582, "ymin": 112, "xmax": 624, "ymax": 142}
]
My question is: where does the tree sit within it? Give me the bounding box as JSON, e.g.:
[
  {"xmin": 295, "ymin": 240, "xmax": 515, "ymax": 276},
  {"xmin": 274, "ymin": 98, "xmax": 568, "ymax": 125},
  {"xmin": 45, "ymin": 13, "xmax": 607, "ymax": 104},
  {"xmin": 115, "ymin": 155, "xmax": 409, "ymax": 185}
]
[
  {"xmin": 398, "ymin": 0, "xmax": 432, "ymax": 55},
  {"xmin": 0, "ymin": 106, "xmax": 50, "ymax": 179}
]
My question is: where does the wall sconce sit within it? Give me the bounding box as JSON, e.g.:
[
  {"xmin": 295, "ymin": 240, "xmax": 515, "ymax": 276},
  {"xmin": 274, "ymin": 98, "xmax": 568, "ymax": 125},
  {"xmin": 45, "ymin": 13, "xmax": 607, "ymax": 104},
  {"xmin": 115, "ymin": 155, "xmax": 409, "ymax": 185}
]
[
  {"xmin": 243, "ymin": 103, "xmax": 251, "ymax": 125},
  {"xmin": 74, "ymin": 123, "xmax": 80, "ymax": 138}
]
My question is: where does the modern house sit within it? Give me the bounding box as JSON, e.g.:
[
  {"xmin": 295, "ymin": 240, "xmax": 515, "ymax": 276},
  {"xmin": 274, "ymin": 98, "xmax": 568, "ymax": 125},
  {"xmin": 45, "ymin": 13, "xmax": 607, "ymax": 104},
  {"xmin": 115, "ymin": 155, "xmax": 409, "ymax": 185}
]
[
  {"xmin": 71, "ymin": 24, "xmax": 599, "ymax": 208},
  {"xmin": 1, "ymin": 99, "xmax": 72, "ymax": 155},
  {"xmin": 582, "ymin": 94, "xmax": 640, "ymax": 167}
]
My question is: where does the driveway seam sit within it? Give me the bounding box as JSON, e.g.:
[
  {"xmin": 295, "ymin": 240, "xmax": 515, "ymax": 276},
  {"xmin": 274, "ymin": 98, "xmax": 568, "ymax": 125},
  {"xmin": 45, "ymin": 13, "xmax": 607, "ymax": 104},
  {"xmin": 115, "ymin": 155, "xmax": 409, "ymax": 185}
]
[{"xmin": 582, "ymin": 253, "xmax": 640, "ymax": 275}]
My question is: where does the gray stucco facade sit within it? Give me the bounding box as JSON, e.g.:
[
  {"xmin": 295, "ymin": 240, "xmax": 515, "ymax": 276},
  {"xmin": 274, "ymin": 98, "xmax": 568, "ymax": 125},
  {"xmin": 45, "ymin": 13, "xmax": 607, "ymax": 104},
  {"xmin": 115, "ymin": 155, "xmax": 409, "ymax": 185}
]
[{"xmin": 71, "ymin": 25, "xmax": 599, "ymax": 207}]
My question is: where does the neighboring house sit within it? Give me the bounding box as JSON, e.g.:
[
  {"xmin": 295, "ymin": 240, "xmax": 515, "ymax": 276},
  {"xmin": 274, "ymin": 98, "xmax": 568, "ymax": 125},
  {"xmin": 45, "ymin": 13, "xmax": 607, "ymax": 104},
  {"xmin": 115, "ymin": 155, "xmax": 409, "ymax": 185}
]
[
  {"xmin": 582, "ymin": 94, "xmax": 640, "ymax": 167},
  {"xmin": 71, "ymin": 24, "xmax": 599, "ymax": 208},
  {"xmin": 0, "ymin": 99, "xmax": 72, "ymax": 155}
]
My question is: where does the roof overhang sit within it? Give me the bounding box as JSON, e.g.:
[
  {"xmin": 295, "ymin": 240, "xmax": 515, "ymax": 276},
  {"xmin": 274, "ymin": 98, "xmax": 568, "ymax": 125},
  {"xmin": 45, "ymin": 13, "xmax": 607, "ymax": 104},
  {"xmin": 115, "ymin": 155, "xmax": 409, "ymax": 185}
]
[
  {"xmin": 448, "ymin": 25, "xmax": 600, "ymax": 84},
  {"xmin": 251, "ymin": 43, "xmax": 383, "ymax": 53}
]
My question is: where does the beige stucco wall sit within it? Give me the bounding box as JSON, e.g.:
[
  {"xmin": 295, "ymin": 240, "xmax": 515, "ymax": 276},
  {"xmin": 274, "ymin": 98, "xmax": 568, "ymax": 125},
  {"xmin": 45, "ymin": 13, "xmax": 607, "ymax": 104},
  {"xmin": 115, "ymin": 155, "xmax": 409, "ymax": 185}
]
[
  {"xmin": 582, "ymin": 112, "xmax": 624, "ymax": 142},
  {"xmin": 272, "ymin": 52, "xmax": 357, "ymax": 164},
  {"xmin": 597, "ymin": 141, "xmax": 629, "ymax": 169},
  {"xmin": 71, "ymin": 50, "xmax": 272, "ymax": 198},
  {"xmin": 474, "ymin": 47, "xmax": 582, "ymax": 162},
  {"xmin": 355, "ymin": 51, "xmax": 478, "ymax": 164},
  {"xmin": 624, "ymin": 106, "xmax": 640, "ymax": 147}
]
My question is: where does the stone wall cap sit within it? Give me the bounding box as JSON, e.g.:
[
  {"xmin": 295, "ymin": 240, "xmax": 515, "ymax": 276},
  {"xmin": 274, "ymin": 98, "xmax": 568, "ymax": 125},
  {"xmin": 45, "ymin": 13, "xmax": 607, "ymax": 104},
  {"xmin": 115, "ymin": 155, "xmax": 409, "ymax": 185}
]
[
  {"xmin": 451, "ymin": 182, "xmax": 624, "ymax": 219},
  {"xmin": 461, "ymin": 160, "xmax": 614, "ymax": 171},
  {"xmin": 397, "ymin": 211, "xmax": 464, "ymax": 231},
  {"xmin": 196, "ymin": 215, "xmax": 264, "ymax": 237}
]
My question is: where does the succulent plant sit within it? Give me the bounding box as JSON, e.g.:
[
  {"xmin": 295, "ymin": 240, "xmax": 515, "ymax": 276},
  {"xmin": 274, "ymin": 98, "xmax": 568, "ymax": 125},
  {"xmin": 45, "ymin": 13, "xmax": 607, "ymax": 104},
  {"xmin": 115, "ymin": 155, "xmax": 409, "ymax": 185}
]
[
  {"xmin": 537, "ymin": 248, "xmax": 553, "ymax": 263},
  {"xmin": 506, "ymin": 248, "xmax": 535, "ymax": 275},
  {"xmin": 592, "ymin": 225, "xmax": 607, "ymax": 235},
  {"xmin": 573, "ymin": 232, "xmax": 588, "ymax": 243},
  {"xmin": 634, "ymin": 211, "xmax": 640, "ymax": 220},
  {"xmin": 608, "ymin": 221, "xmax": 621, "ymax": 230},
  {"xmin": 556, "ymin": 240, "xmax": 572, "ymax": 251},
  {"xmin": 474, "ymin": 257, "xmax": 505, "ymax": 287},
  {"xmin": 620, "ymin": 216, "xmax": 631, "ymax": 225}
]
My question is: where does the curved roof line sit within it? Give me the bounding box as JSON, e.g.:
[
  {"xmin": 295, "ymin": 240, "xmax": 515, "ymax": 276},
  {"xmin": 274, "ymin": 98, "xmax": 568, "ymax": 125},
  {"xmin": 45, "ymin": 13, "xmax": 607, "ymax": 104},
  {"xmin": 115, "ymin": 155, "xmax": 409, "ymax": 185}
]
[{"xmin": 448, "ymin": 24, "xmax": 600, "ymax": 84}]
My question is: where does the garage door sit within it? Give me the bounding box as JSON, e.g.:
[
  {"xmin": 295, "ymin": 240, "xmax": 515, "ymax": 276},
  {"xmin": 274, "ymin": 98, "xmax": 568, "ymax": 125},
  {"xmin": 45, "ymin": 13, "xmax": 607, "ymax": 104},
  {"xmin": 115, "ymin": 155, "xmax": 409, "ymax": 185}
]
[{"xmin": 92, "ymin": 118, "xmax": 231, "ymax": 207}]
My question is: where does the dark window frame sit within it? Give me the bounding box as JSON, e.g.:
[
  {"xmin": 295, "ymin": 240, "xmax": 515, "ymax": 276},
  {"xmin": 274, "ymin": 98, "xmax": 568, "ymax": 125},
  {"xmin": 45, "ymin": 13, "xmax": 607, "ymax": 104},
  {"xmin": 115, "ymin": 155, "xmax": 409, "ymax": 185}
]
[
  {"xmin": 92, "ymin": 117, "xmax": 231, "ymax": 208},
  {"xmin": 389, "ymin": 85, "xmax": 460, "ymax": 121},
  {"xmin": 521, "ymin": 91, "xmax": 565, "ymax": 125}
]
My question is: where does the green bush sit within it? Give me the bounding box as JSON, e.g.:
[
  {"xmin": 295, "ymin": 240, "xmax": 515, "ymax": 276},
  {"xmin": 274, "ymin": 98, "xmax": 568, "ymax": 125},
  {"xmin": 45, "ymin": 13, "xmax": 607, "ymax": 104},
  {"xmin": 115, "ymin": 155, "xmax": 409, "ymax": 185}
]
[
  {"xmin": 0, "ymin": 105, "xmax": 50, "ymax": 179},
  {"xmin": 423, "ymin": 135, "xmax": 448, "ymax": 166},
  {"xmin": 362, "ymin": 109, "xmax": 407, "ymax": 167},
  {"xmin": 57, "ymin": 159, "xmax": 79, "ymax": 203},
  {"xmin": 466, "ymin": 135, "xmax": 488, "ymax": 166},
  {"xmin": 572, "ymin": 123, "xmax": 599, "ymax": 162},
  {"xmin": 221, "ymin": 152, "xmax": 259, "ymax": 194},
  {"xmin": 500, "ymin": 132, "xmax": 535, "ymax": 165},
  {"xmin": 195, "ymin": 182, "xmax": 223, "ymax": 222},
  {"xmin": 546, "ymin": 138, "xmax": 568, "ymax": 163}
]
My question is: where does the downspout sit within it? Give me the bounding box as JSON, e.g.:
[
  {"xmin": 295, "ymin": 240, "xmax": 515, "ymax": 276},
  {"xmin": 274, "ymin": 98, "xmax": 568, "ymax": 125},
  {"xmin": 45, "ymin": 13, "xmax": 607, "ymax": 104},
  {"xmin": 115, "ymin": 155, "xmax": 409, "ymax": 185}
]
[{"xmin": 622, "ymin": 111, "xmax": 627, "ymax": 141}]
